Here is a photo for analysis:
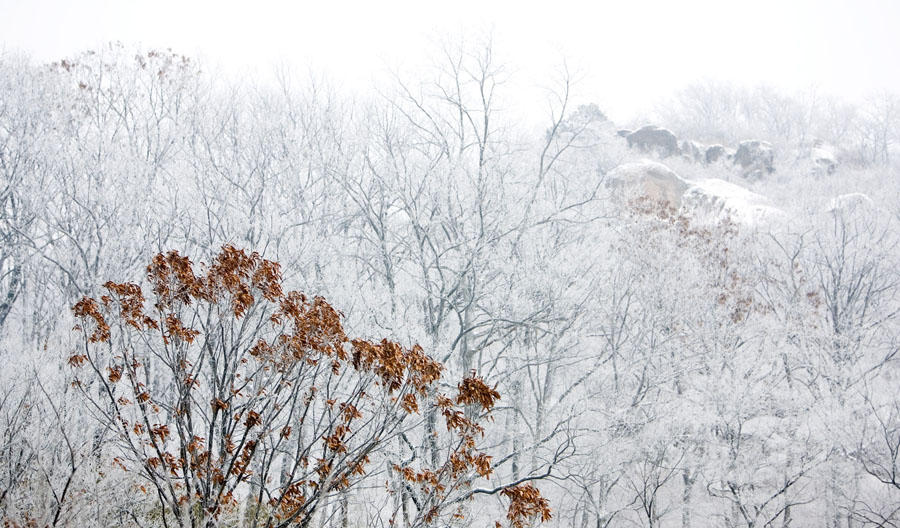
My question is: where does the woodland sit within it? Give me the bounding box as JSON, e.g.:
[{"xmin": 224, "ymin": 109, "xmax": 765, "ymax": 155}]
[{"xmin": 1, "ymin": 40, "xmax": 900, "ymax": 527}]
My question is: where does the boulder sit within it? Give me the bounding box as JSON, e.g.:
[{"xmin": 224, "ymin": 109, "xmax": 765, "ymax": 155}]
[
  {"xmin": 682, "ymin": 178, "xmax": 780, "ymax": 224},
  {"xmin": 616, "ymin": 129, "xmax": 632, "ymax": 138},
  {"xmin": 607, "ymin": 162, "xmax": 781, "ymax": 224},
  {"xmin": 825, "ymin": 193, "xmax": 874, "ymax": 215},
  {"xmin": 680, "ymin": 140, "xmax": 704, "ymax": 163},
  {"xmin": 705, "ymin": 144, "xmax": 726, "ymax": 164},
  {"xmin": 812, "ymin": 148, "xmax": 839, "ymax": 175},
  {"xmin": 606, "ymin": 161, "xmax": 689, "ymax": 208},
  {"xmin": 807, "ymin": 139, "xmax": 839, "ymax": 175},
  {"xmin": 733, "ymin": 140, "xmax": 775, "ymax": 178},
  {"xmin": 626, "ymin": 126, "xmax": 681, "ymax": 158}
]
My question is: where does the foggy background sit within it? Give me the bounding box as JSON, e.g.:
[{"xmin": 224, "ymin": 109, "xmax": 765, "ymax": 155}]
[{"xmin": 3, "ymin": 0, "xmax": 898, "ymax": 121}]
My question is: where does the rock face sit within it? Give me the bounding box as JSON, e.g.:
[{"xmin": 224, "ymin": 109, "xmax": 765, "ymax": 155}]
[
  {"xmin": 808, "ymin": 139, "xmax": 839, "ymax": 175},
  {"xmin": 812, "ymin": 148, "xmax": 838, "ymax": 175},
  {"xmin": 682, "ymin": 178, "xmax": 780, "ymax": 224},
  {"xmin": 705, "ymin": 144, "xmax": 726, "ymax": 164},
  {"xmin": 733, "ymin": 140, "xmax": 775, "ymax": 178},
  {"xmin": 606, "ymin": 161, "xmax": 690, "ymax": 208},
  {"xmin": 825, "ymin": 193, "xmax": 874, "ymax": 215},
  {"xmin": 681, "ymin": 140, "xmax": 704, "ymax": 162},
  {"xmin": 626, "ymin": 126, "xmax": 681, "ymax": 158},
  {"xmin": 607, "ymin": 161, "xmax": 781, "ymax": 224}
]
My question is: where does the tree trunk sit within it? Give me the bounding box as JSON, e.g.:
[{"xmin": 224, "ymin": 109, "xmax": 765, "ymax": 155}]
[
  {"xmin": 682, "ymin": 468, "xmax": 693, "ymax": 528},
  {"xmin": 340, "ymin": 490, "xmax": 349, "ymax": 528},
  {"xmin": 0, "ymin": 263, "xmax": 21, "ymax": 329}
]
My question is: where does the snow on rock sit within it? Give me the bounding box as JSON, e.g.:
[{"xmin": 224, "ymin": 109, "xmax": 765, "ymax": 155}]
[
  {"xmin": 680, "ymin": 139, "xmax": 704, "ymax": 163},
  {"xmin": 809, "ymin": 139, "xmax": 840, "ymax": 175},
  {"xmin": 705, "ymin": 144, "xmax": 727, "ymax": 164},
  {"xmin": 625, "ymin": 126, "xmax": 681, "ymax": 158},
  {"xmin": 733, "ymin": 139, "xmax": 775, "ymax": 178},
  {"xmin": 682, "ymin": 178, "xmax": 781, "ymax": 224},
  {"xmin": 825, "ymin": 193, "xmax": 875, "ymax": 215},
  {"xmin": 606, "ymin": 160, "xmax": 690, "ymax": 208},
  {"xmin": 607, "ymin": 161, "xmax": 780, "ymax": 224}
]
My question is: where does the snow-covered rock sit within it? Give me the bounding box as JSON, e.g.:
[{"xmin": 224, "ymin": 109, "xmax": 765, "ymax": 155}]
[
  {"xmin": 608, "ymin": 162, "xmax": 780, "ymax": 224},
  {"xmin": 808, "ymin": 139, "xmax": 840, "ymax": 175},
  {"xmin": 682, "ymin": 178, "xmax": 781, "ymax": 224},
  {"xmin": 606, "ymin": 160, "xmax": 690, "ymax": 208},
  {"xmin": 626, "ymin": 126, "xmax": 681, "ymax": 158},
  {"xmin": 680, "ymin": 140, "xmax": 704, "ymax": 163},
  {"xmin": 733, "ymin": 139, "xmax": 775, "ymax": 178},
  {"xmin": 705, "ymin": 144, "xmax": 727, "ymax": 164},
  {"xmin": 825, "ymin": 193, "xmax": 875, "ymax": 215}
]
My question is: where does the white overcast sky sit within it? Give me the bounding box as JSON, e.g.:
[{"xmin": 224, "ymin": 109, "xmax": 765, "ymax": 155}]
[{"xmin": 1, "ymin": 0, "xmax": 898, "ymax": 123}]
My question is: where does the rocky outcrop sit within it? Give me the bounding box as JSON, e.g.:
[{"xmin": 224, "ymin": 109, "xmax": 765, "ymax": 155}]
[
  {"xmin": 733, "ymin": 140, "xmax": 775, "ymax": 178},
  {"xmin": 606, "ymin": 160, "xmax": 690, "ymax": 208},
  {"xmin": 616, "ymin": 129, "xmax": 632, "ymax": 138},
  {"xmin": 705, "ymin": 144, "xmax": 726, "ymax": 164},
  {"xmin": 681, "ymin": 140, "xmax": 704, "ymax": 163},
  {"xmin": 682, "ymin": 178, "xmax": 780, "ymax": 224},
  {"xmin": 625, "ymin": 126, "xmax": 681, "ymax": 158},
  {"xmin": 808, "ymin": 139, "xmax": 839, "ymax": 175},
  {"xmin": 607, "ymin": 161, "xmax": 781, "ymax": 224},
  {"xmin": 825, "ymin": 193, "xmax": 874, "ymax": 215}
]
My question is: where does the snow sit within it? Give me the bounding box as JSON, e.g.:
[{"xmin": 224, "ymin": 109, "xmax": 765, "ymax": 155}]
[
  {"xmin": 606, "ymin": 160, "xmax": 690, "ymax": 208},
  {"xmin": 607, "ymin": 161, "xmax": 781, "ymax": 224},
  {"xmin": 682, "ymin": 178, "xmax": 781, "ymax": 224},
  {"xmin": 825, "ymin": 192, "xmax": 874, "ymax": 214},
  {"xmin": 811, "ymin": 147, "xmax": 836, "ymax": 163}
]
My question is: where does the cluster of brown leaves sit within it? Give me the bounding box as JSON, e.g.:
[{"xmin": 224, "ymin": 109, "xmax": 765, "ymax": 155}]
[
  {"xmin": 272, "ymin": 481, "xmax": 307, "ymax": 520},
  {"xmin": 457, "ymin": 372, "xmax": 501, "ymax": 412},
  {"xmin": 71, "ymin": 297, "xmax": 109, "ymax": 343},
  {"xmin": 350, "ymin": 339, "xmax": 442, "ymax": 396},
  {"xmin": 147, "ymin": 246, "xmax": 283, "ymax": 316},
  {"xmin": 500, "ymin": 484, "xmax": 553, "ymax": 528}
]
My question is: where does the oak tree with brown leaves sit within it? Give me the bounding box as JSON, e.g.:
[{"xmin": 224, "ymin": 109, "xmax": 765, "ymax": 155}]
[{"xmin": 70, "ymin": 246, "xmax": 550, "ymax": 528}]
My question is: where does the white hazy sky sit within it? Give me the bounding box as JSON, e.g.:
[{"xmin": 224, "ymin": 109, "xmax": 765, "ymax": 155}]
[{"xmin": 1, "ymin": 0, "xmax": 898, "ymax": 123}]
